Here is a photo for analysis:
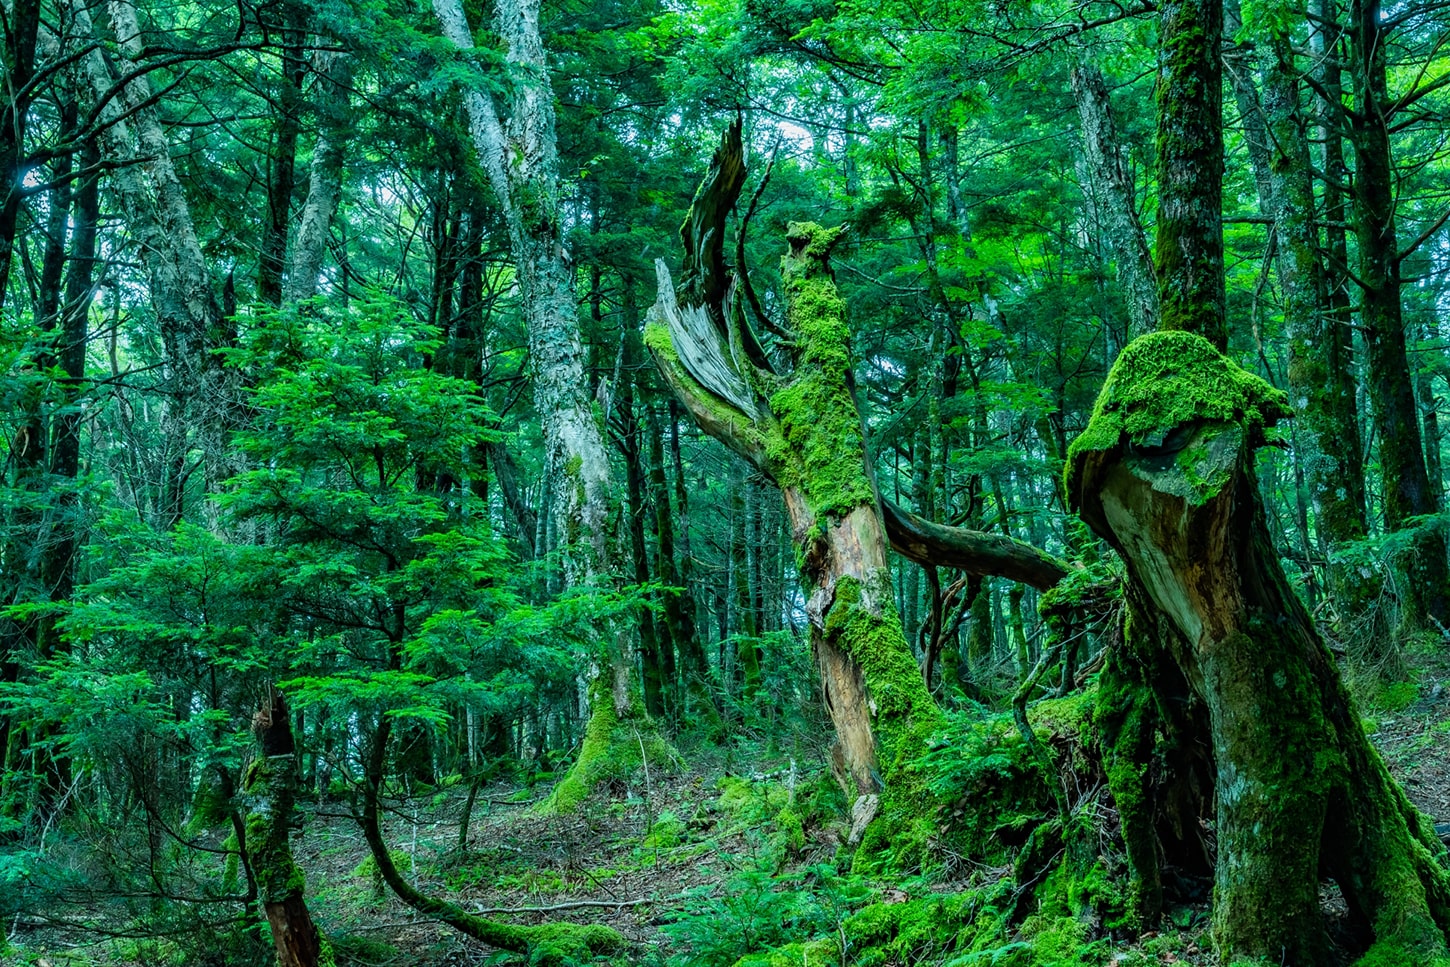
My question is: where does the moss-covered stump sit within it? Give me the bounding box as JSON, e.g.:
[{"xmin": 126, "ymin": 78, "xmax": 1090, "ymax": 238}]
[{"xmin": 1068, "ymin": 331, "xmax": 1450, "ymax": 964}]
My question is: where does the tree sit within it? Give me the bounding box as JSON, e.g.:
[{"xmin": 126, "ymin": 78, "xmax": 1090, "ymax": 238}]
[
  {"xmin": 649, "ymin": 124, "xmax": 1066, "ymax": 863},
  {"xmin": 432, "ymin": 0, "xmax": 669, "ymax": 811}
]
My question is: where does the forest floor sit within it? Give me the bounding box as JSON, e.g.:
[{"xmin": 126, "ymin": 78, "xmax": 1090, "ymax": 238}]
[{"xmin": 11, "ymin": 650, "xmax": 1450, "ymax": 967}]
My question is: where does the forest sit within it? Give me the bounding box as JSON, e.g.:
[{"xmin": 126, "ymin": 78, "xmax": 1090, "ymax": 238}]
[{"xmin": 2, "ymin": 0, "xmax": 1450, "ymax": 963}]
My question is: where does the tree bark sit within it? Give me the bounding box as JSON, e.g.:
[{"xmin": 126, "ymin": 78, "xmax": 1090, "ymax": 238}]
[
  {"xmin": 259, "ymin": 2, "xmax": 307, "ymax": 306},
  {"xmin": 433, "ymin": 0, "xmax": 663, "ymax": 811},
  {"xmin": 1257, "ymin": 30, "xmax": 1377, "ymax": 634},
  {"xmin": 1346, "ymin": 0, "xmax": 1450, "ymax": 627},
  {"xmin": 73, "ymin": 0, "xmax": 224, "ymax": 524},
  {"xmin": 1155, "ymin": 0, "xmax": 1227, "ymax": 349},
  {"xmin": 0, "ymin": 0, "xmax": 43, "ymax": 314},
  {"xmin": 285, "ymin": 51, "xmax": 352, "ymax": 304},
  {"xmin": 244, "ymin": 689, "xmax": 323, "ymax": 967},
  {"xmin": 1070, "ymin": 64, "xmax": 1158, "ymax": 339}
]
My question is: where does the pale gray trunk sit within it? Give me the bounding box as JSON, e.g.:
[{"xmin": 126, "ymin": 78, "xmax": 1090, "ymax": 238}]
[
  {"xmin": 1070, "ymin": 65, "xmax": 1159, "ymax": 338},
  {"xmin": 433, "ymin": 0, "xmax": 655, "ymax": 816},
  {"xmin": 285, "ymin": 51, "xmax": 352, "ymax": 304},
  {"xmin": 434, "ymin": 0, "xmax": 617, "ymax": 593},
  {"xmin": 1223, "ymin": 0, "xmax": 1277, "ymax": 215},
  {"xmin": 74, "ymin": 0, "xmax": 225, "ymax": 522}
]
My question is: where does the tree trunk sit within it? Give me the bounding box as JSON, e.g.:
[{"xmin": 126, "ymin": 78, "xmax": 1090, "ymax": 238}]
[
  {"xmin": 285, "ymin": 51, "xmax": 352, "ymax": 304},
  {"xmin": 1346, "ymin": 0, "xmax": 1450, "ymax": 627},
  {"xmin": 647, "ymin": 401, "xmax": 708, "ymax": 714},
  {"xmin": 244, "ymin": 689, "xmax": 324, "ymax": 967},
  {"xmin": 1258, "ymin": 30, "xmax": 1377, "ymax": 637},
  {"xmin": 1155, "ymin": 0, "xmax": 1226, "ymax": 349},
  {"xmin": 0, "ymin": 0, "xmax": 43, "ymax": 314},
  {"xmin": 433, "ymin": 0, "xmax": 663, "ymax": 811},
  {"xmin": 259, "ymin": 2, "xmax": 307, "ymax": 306},
  {"xmin": 73, "ymin": 0, "xmax": 224, "ymax": 523},
  {"xmin": 1070, "ymin": 332, "xmax": 1450, "ymax": 964},
  {"xmin": 1070, "ymin": 64, "xmax": 1158, "ymax": 339}
]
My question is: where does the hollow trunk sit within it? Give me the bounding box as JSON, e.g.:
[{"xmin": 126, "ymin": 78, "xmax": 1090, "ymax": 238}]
[{"xmin": 1071, "ymin": 331, "xmax": 1450, "ymax": 964}]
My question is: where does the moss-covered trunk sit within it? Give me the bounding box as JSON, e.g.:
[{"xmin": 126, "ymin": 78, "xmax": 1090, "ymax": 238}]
[
  {"xmin": 243, "ymin": 689, "xmax": 324, "ymax": 967},
  {"xmin": 648, "ymin": 124, "xmax": 1071, "ymax": 869},
  {"xmin": 1071, "ymin": 331, "xmax": 1450, "ymax": 964},
  {"xmin": 1154, "ymin": 0, "xmax": 1225, "ymax": 350}
]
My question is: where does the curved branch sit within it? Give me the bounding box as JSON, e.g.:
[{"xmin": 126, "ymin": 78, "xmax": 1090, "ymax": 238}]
[{"xmin": 881, "ymin": 499, "xmax": 1070, "ymax": 591}]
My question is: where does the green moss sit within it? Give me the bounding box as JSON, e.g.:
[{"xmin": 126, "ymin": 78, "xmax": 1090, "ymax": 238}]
[
  {"xmin": 642, "ymin": 810, "xmax": 686, "ymax": 849},
  {"xmin": 1027, "ymin": 690, "xmax": 1095, "ymax": 739},
  {"xmin": 842, "ymin": 890, "xmax": 985, "ymax": 966},
  {"xmin": 733, "ymin": 939, "xmax": 836, "ymax": 967},
  {"xmin": 537, "ymin": 674, "xmax": 671, "ymax": 815},
  {"xmin": 1066, "ymin": 331, "xmax": 1289, "ymax": 501},
  {"xmin": 1351, "ymin": 941, "xmax": 1450, "ymax": 967},
  {"xmin": 243, "ymin": 755, "xmax": 310, "ymax": 903},
  {"xmin": 774, "ymin": 806, "xmax": 805, "ymax": 853},
  {"xmin": 761, "ymin": 221, "xmax": 875, "ymax": 522},
  {"xmin": 500, "ymin": 922, "xmax": 624, "ymax": 965},
  {"xmin": 822, "ymin": 575, "xmax": 945, "ymax": 873}
]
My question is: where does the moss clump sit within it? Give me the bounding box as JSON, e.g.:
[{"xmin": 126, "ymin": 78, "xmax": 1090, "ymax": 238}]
[
  {"xmin": 843, "ymin": 891, "xmax": 981, "ymax": 966},
  {"xmin": 734, "ymin": 939, "xmax": 836, "ymax": 967},
  {"xmin": 763, "ymin": 223, "xmax": 875, "ymax": 522},
  {"xmin": 713, "ymin": 776, "xmax": 813, "ymax": 860},
  {"xmin": 1028, "ymin": 689, "xmax": 1096, "ymax": 738},
  {"xmin": 1351, "ymin": 942, "xmax": 1450, "ymax": 967},
  {"xmin": 512, "ymin": 922, "xmax": 624, "ymax": 965},
  {"xmin": 1066, "ymin": 330, "xmax": 1289, "ymax": 499}
]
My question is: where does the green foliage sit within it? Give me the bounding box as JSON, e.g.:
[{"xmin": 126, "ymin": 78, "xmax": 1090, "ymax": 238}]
[
  {"xmin": 663, "ymin": 864, "xmax": 870, "ymax": 967},
  {"xmin": 921, "ymin": 711, "xmax": 1055, "ymax": 865}
]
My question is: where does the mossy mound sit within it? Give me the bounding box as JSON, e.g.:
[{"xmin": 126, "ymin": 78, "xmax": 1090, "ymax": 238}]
[
  {"xmin": 536, "ymin": 685, "xmax": 673, "ymax": 815},
  {"xmin": 1065, "ymin": 330, "xmax": 1289, "ymax": 501}
]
